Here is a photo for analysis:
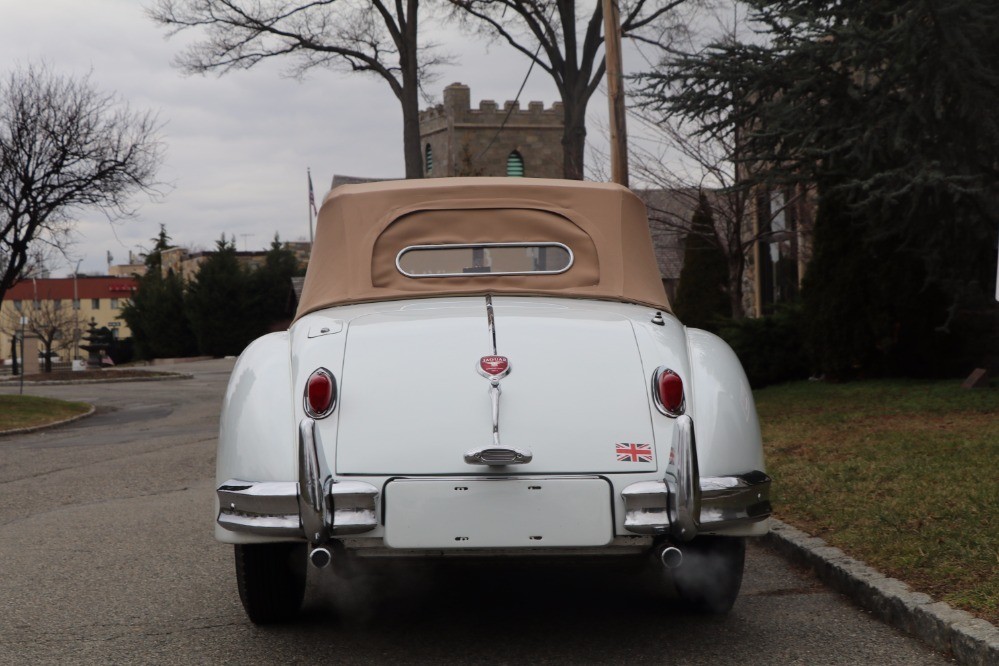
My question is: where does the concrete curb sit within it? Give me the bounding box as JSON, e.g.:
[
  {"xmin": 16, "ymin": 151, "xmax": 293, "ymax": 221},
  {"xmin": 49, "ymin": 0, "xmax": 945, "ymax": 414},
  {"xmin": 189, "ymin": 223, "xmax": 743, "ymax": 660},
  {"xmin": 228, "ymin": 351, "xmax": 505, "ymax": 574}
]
[
  {"xmin": 764, "ymin": 519, "xmax": 999, "ymax": 666},
  {"xmin": 0, "ymin": 404, "xmax": 97, "ymax": 437},
  {"xmin": 0, "ymin": 373, "xmax": 192, "ymax": 386}
]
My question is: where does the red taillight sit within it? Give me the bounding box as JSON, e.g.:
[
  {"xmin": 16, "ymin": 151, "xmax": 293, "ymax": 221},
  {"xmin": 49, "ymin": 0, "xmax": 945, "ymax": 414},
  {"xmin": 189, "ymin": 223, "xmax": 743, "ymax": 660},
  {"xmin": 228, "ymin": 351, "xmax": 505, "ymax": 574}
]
[
  {"xmin": 653, "ymin": 367, "xmax": 685, "ymax": 416},
  {"xmin": 304, "ymin": 368, "xmax": 336, "ymax": 418}
]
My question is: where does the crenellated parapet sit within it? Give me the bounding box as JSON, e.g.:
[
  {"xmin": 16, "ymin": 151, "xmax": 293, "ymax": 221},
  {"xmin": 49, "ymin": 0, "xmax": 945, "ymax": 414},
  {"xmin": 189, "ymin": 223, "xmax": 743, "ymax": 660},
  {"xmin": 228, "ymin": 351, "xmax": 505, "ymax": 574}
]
[{"xmin": 419, "ymin": 83, "xmax": 565, "ymax": 178}]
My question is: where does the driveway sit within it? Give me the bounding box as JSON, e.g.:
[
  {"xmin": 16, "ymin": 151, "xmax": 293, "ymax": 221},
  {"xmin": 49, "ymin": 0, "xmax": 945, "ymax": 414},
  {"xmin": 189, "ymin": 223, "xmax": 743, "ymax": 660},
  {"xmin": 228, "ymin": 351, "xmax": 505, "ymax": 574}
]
[{"xmin": 0, "ymin": 359, "xmax": 950, "ymax": 664}]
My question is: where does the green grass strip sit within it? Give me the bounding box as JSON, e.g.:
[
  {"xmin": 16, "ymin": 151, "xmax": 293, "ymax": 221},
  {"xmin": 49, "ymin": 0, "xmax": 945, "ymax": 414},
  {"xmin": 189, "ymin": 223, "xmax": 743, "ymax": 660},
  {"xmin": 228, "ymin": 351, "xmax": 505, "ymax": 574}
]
[
  {"xmin": 0, "ymin": 394, "xmax": 92, "ymax": 431},
  {"xmin": 756, "ymin": 379, "xmax": 998, "ymax": 624}
]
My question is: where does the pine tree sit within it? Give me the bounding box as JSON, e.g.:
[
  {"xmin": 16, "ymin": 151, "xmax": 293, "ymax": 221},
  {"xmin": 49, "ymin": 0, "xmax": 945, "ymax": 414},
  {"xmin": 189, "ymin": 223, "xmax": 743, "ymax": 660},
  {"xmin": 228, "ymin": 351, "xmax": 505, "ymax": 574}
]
[
  {"xmin": 252, "ymin": 234, "xmax": 300, "ymax": 327},
  {"xmin": 674, "ymin": 193, "xmax": 729, "ymax": 331},
  {"xmin": 121, "ymin": 225, "xmax": 196, "ymax": 360},
  {"xmin": 185, "ymin": 234, "xmax": 264, "ymax": 357}
]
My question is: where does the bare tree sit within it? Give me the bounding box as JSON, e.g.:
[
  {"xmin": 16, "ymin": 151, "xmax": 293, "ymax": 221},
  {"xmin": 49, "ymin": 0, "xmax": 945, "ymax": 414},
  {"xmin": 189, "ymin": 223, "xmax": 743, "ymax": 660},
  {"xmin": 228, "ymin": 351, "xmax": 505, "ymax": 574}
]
[
  {"xmin": 630, "ymin": 111, "xmax": 752, "ymax": 318},
  {"xmin": 149, "ymin": 0, "xmax": 448, "ymax": 179},
  {"xmin": 626, "ymin": 108, "xmax": 809, "ymax": 319},
  {"xmin": 0, "ymin": 64, "xmax": 162, "ymax": 307},
  {"xmin": 449, "ymin": 0, "xmax": 689, "ymax": 180},
  {"xmin": 0, "ymin": 295, "xmax": 80, "ymax": 373}
]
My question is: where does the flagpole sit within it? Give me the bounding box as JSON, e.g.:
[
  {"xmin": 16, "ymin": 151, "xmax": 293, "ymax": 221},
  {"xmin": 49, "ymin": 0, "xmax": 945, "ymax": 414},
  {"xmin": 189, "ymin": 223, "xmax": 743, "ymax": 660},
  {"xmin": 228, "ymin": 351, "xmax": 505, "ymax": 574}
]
[{"xmin": 307, "ymin": 168, "xmax": 315, "ymax": 247}]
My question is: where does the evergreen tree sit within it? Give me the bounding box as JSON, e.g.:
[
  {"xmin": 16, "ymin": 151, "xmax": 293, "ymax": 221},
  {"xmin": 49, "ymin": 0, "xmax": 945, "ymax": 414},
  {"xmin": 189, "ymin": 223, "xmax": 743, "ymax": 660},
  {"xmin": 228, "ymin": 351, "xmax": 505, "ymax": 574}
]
[
  {"xmin": 121, "ymin": 225, "xmax": 197, "ymax": 360},
  {"xmin": 674, "ymin": 193, "xmax": 729, "ymax": 331},
  {"xmin": 638, "ymin": 0, "xmax": 999, "ymax": 376},
  {"xmin": 145, "ymin": 225, "xmax": 173, "ymax": 272},
  {"xmin": 252, "ymin": 234, "xmax": 300, "ymax": 327},
  {"xmin": 185, "ymin": 234, "xmax": 264, "ymax": 356}
]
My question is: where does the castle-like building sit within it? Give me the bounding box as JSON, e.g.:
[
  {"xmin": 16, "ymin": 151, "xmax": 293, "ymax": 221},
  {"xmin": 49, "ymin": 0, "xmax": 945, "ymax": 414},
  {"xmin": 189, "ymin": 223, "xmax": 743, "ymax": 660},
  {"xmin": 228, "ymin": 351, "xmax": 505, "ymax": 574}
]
[{"xmin": 419, "ymin": 83, "xmax": 564, "ymax": 179}]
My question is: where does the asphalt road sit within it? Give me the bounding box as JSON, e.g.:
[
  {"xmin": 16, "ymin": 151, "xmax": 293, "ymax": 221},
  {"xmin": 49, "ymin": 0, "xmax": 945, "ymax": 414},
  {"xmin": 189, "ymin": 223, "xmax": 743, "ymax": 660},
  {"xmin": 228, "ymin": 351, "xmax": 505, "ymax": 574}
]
[{"xmin": 0, "ymin": 359, "xmax": 951, "ymax": 665}]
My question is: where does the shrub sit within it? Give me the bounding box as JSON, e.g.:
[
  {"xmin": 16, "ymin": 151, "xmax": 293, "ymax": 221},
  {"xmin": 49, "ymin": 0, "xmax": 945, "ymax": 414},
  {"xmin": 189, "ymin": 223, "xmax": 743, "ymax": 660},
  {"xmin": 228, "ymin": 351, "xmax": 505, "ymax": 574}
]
[{"xmin": 717, "ymin": 305, "xmax": 809, "ymax": 388}]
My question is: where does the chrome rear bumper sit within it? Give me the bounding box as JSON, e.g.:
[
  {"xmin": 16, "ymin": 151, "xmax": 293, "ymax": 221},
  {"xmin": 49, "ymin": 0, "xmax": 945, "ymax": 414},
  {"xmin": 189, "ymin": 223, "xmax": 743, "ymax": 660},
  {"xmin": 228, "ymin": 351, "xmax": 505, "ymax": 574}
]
[
  {"xmin": 620, "ymin": 471, "xmax": 772, "ymax": 537},
  {"xmin": 217, "ymin": 416, "xmax": 771, "ymax": 542}
]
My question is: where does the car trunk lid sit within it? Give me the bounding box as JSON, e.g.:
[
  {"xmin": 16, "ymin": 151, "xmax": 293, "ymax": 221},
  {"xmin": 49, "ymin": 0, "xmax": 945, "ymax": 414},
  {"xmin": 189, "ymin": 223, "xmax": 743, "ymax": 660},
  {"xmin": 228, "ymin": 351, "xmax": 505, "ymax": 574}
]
[{"xmin": 334, "ymin": 298, "xmax": 657, "ymax": 475}]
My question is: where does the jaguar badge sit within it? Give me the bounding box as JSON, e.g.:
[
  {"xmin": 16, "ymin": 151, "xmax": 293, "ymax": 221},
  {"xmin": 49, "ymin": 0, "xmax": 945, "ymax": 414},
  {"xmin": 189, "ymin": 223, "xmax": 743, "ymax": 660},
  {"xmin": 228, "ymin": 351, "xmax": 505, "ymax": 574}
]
[{"xmin": 478, "ymin": 355, "xmax": 510, "ymax": 380}]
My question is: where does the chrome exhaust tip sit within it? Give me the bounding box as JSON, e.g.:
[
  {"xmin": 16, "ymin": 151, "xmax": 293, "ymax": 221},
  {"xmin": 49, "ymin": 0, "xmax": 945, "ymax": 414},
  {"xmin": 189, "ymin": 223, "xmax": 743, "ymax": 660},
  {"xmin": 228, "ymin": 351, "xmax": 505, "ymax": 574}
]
[
  {"xmin": 659, "ymin": 545, "xmax": 683, "ymax": 569},
  {"xmin": 309, "ymin": 546, "xmax": 332, "ymax": 568}
]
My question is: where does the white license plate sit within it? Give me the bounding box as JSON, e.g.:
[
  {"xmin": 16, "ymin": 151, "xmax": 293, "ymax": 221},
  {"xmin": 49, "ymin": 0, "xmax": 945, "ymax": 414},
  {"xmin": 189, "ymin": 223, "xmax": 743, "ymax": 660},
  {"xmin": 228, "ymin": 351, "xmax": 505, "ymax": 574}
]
[{"xmin": 383, "ymin": 477, "xmax": 613, "ymax": 549}]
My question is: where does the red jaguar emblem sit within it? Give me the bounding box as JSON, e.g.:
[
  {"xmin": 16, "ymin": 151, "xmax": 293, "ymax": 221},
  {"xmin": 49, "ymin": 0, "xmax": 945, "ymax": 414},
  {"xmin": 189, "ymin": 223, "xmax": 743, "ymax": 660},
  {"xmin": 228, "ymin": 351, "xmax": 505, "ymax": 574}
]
[{"xmin": 478, "ymin": 355, "xmax": 510, "ymax": 379}]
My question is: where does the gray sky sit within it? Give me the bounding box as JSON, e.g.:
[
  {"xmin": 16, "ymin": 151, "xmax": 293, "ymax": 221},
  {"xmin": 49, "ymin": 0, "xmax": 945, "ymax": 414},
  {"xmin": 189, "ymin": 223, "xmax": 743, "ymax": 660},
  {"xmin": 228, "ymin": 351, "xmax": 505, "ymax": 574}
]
[{"xmin": 0, "ymin": 0, "xmax": 668, "ymax": 276}]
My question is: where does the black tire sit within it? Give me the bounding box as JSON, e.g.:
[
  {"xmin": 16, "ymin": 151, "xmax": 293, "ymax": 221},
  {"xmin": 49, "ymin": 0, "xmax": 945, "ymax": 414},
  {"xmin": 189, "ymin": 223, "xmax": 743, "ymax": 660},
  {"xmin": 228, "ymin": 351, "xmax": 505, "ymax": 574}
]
[
  {"xmin": 234, "ymin": 542, "xmax": 307, "ymax": 624},
  {"xmin": 672, "ymin": 536, "xmax": 746, "ymax": 614}
]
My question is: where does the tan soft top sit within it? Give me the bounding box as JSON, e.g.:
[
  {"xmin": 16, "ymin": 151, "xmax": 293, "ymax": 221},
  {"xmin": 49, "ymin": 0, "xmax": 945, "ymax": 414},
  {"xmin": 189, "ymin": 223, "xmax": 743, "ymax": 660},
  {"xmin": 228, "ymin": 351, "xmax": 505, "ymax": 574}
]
[{"xmin": 295, "ymin": 178, "xmax": 670, "ymax": 319}]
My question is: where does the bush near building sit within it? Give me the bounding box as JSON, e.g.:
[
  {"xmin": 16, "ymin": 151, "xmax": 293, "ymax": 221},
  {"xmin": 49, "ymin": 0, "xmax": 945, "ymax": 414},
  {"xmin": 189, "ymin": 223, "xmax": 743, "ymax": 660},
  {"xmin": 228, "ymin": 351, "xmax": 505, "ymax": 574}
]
[{"xmin": 718, "ymin": 304, "xmax": 809, "ymax": 388}]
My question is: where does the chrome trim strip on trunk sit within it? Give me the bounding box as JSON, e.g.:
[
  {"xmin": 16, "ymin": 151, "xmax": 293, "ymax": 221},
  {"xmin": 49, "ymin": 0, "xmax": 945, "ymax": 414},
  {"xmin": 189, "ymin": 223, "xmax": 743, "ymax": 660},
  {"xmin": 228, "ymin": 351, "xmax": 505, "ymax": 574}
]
[{"xmin": 485, "ymin": 293, "xmax": 497, "ymax": 355}]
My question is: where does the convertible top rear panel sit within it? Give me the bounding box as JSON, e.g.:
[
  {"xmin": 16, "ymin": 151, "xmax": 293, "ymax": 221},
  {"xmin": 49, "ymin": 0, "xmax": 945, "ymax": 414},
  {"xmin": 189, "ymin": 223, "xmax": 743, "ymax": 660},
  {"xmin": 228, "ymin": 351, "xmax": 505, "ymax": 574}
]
[{"xmin": 296, "ymin": 178, "xmax": 671, "ymax": 316}]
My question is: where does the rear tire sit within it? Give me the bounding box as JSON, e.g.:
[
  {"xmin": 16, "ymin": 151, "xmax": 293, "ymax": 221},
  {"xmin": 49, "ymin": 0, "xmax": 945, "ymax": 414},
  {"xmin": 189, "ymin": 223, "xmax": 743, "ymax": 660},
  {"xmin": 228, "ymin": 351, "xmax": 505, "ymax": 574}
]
[
  {"xmin": 234, "ymin": 542, "xmax": 307, "ymax": 624},
  {"xmin": 672, "ymin": 536, "xmax": 746, "ymax": 614}
]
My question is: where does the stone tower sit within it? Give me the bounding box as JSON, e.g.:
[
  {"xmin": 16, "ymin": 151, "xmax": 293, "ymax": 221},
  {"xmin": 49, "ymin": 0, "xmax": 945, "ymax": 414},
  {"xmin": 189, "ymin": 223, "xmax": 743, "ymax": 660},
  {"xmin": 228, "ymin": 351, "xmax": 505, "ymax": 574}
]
[{"xmin": 419, "ymin": 83, "xmax": 564, "ymax": 179}]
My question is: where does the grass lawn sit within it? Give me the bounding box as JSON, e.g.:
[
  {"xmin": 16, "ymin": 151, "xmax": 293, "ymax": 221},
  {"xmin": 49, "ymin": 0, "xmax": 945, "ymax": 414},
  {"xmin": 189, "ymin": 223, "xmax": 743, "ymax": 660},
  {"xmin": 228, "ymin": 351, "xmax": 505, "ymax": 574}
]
[
  {"xmin": 0, "ymin": 394, "xmax": 92, "ymax": 431},
  {"xmin": 755, "ymin": 379, "xmax": 998, "ymax": 625}
]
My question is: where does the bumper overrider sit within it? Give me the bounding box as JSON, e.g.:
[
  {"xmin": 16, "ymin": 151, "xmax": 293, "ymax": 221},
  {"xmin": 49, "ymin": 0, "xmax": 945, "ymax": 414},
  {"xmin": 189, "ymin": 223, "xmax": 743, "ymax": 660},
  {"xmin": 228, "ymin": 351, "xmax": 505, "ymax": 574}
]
[
  {"xmin": 217, "ymin": 419, "xmax": 379, "ymax": 542},
  {"xmin": 216, "ymin": 416, "xmax": 771, "ymax": 544}
]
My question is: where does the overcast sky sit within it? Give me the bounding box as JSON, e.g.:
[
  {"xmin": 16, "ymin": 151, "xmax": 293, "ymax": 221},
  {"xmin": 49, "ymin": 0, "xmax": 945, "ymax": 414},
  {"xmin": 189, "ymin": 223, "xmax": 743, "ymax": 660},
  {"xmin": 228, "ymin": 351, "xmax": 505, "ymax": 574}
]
[{"xmin": 0, "ymin": 0, "xmax": 682, "ymax": 276}]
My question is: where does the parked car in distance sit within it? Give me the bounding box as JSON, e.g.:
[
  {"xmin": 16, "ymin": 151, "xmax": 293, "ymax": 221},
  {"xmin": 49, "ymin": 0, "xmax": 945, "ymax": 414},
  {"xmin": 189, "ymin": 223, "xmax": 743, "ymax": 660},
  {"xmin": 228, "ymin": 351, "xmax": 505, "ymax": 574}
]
[{"xmin": 216, "ymin": 178, "xmax": 772, "ymax": 623}]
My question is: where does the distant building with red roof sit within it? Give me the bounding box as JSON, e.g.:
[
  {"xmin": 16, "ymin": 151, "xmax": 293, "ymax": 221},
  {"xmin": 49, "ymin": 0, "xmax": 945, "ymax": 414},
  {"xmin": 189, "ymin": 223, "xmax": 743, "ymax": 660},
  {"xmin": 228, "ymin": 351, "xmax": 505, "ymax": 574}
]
[{"xmin": 1, "ymin": 276, "xmax": 137, "ymax": 363}]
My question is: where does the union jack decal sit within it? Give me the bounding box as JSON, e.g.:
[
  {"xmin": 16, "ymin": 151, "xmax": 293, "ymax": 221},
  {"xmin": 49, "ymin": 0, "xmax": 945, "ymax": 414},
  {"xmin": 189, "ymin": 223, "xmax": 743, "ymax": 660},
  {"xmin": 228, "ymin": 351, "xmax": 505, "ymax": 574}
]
[{"xmin": 616, "ymin": 443, "xmax": 653, "ymax": 463}]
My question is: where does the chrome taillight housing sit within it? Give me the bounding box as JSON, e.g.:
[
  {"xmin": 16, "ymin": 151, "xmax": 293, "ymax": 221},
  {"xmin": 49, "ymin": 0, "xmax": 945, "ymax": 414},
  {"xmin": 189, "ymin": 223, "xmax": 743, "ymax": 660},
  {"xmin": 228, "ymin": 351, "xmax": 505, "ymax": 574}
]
[
  {"xmin": 304, "ymin": 368, "xmax": 337, "ymax": 418},
  {"xmin": 651, "ymin": 366, "xmax": 685, "ymax": 417}
]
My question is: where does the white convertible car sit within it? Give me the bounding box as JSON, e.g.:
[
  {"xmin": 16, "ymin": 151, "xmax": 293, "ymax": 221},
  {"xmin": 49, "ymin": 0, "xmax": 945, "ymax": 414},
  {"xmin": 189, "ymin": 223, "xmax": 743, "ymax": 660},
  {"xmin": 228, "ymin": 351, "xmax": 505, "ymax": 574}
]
[{"xmin": 216, "ymin": 178, "xmax": 771, "ymax": 623}]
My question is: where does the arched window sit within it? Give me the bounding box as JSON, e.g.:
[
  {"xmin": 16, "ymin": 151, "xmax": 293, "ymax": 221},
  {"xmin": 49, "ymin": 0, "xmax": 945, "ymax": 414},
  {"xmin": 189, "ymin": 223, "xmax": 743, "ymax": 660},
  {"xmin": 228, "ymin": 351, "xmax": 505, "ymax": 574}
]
[
  {"xmin": 425, "ymin": 144, "xmax": 433, "ymax": 175},
  {"xmin": 506, "ymin": 150, "xmax": 524, "ymax": 177}
]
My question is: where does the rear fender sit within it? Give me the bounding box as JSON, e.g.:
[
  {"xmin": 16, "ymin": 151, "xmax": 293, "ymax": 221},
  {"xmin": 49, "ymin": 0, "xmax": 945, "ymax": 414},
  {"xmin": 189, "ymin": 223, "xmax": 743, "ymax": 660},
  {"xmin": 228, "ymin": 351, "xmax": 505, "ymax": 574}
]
[
  {"xmin": 215, "ymin": 332, "xmax": 296, "ymax": 543},
  {"xmin": 684, "ymin": 328, "xmax": 765, "ymax": 478}
]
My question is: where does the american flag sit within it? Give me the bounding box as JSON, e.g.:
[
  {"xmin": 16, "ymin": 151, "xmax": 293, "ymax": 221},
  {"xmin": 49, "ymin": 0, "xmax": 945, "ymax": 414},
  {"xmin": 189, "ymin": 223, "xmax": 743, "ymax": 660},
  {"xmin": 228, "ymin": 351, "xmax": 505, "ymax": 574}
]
[
  {"xmin": 616, "ymin": 443, "xmax": 653, "ymax": 463},
  {"xmin": 308, "ymin": 168, "xmax": 318, "ymax": 217}
]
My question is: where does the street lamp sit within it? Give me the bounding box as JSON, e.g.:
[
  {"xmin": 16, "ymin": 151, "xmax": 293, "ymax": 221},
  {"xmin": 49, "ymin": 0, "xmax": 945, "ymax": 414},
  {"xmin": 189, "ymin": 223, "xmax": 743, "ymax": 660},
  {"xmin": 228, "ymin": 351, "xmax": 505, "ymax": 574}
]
[
  {"xmin": 73, "ymin": 259, "xmax": 82, "ymax": 363},
  {"xmin": 18, "ymin": 315, "xmax": 27, "ymax": 395}
]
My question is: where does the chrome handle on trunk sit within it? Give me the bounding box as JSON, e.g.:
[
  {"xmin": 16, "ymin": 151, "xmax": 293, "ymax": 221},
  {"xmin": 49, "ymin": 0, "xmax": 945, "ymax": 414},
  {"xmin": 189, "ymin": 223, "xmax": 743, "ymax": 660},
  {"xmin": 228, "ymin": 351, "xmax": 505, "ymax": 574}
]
[{"xmin": 464, "ymin": 446, "xmax": 533, "ymax": 466}]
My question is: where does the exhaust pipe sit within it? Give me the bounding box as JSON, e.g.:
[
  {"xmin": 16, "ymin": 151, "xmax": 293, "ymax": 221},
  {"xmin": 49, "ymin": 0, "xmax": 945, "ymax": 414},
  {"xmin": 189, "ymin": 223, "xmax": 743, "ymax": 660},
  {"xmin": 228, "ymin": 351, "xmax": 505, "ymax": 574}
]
[
  {"xmin": 658, "ymin": 545, "xmax": 683, "ymax": 569},
  {"xmin": 309, "ymin": 546, "xmax": 332, "ymax": 569}
]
